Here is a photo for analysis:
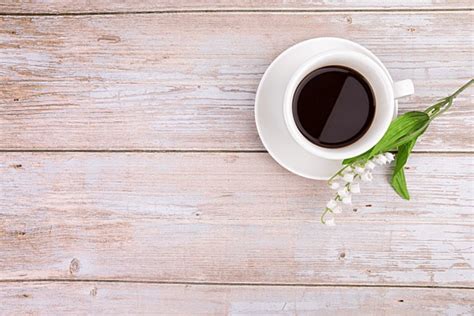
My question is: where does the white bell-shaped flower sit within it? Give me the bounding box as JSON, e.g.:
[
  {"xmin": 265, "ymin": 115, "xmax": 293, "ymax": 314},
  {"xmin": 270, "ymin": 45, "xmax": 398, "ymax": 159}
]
[
  {"xmin": 343, "ymin": 172, "xmax": 355, "ymax": 183},
  {"xmin": 373, "ymin": 154, "xmax": 388, "ymax": 165},
  {"xmin": 325, "ymin": 218, "xmax": 336, "ymax": 226},
  {"xmin": 326, "ymin": 199, "xmax": 338, "ymax": 209},
  {"xmin": 332, "ymin": 206, "xmax": 342, "ymax": 214},
  {"xmin": 361, "ymin": 171, "xmax": 373, "ymax": 182},
  {"xmin": 350, "ymin": 182, "xmax": 360, "ymax": 193},
  {"xmin": 365, "ymin": 161, "xmax": 376, "ymax": 170},
  {"xmin": 342, "ymin": 166, "xmax": 353, "ymax": 174},
  {"xmin": 342, "ymin": 196, "xmax": 352, "ymax": 204},
  {"xmin": 329, "ymin": 182, "xmax": 340, "ymax": 190},
  {"xmin": 384, "ymin": 152, "xmax": 395, "ymax": 163},
  {"xmin": 338, "ymin": 187, "xmax": 350, "ymax": 198}
]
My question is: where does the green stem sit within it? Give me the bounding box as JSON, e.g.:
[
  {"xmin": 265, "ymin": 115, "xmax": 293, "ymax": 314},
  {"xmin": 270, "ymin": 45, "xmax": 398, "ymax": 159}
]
[
  {"xmin": 429, "ymin": 98, "xmax": 453, "ymax": 120},
  {"xmin": 320, "ymin": 208, "xmax": 331, "ymax": 224},
  {"xmin": 424, "ymin": 98, "xmax": 448, "ymax": 116},
  {"xmin": 427, "ymin": 79, "xmax": 473, "ymax": 120},
  {"xmin": 327, "ymin": 164, "xmax": 351, "ymax": 183},
  {"xmin": 451, "ymin": 79, "xmax": 474, "ymax": 98}
]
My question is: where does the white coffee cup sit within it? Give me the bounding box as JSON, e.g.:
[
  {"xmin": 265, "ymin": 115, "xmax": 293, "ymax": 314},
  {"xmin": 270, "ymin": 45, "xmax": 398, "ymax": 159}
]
[{"xmin": 283, "ymin": 50, "xmax": 414, "ymax": 160}]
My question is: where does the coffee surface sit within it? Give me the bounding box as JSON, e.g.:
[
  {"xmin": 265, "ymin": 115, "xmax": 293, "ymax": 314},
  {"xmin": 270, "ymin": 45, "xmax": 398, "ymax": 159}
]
[{"xmin": 293, "ymin": 66, "xmax": 375, "ymax": 148}]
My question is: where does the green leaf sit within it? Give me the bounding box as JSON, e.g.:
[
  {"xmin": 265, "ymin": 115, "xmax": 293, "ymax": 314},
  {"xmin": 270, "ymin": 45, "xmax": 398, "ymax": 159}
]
[
  {"xmin": 390, "ymin": 138, "xmax": 418, "ymax": 200},
  {"xmin": 392, "ymin": 137, "xmax": 418, "ymax": 176},
  {"xmin": 370, "ymin": 111, "xmax": 429, "ymax": 156},
  {"xmin": 391, "ymin": 169, "xmax": 410, "ymax": 200},
  {"xmin": 342, "ymin": 111, "xmax": 430, "ymax": 165},
  {"xmin": 342, "ymin": 150, "xmax": 371, "ymax": 165}
]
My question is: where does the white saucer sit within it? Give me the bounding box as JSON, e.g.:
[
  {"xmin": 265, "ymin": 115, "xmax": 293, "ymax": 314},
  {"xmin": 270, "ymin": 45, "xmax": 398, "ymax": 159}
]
[{"xmin": 255, "ymin": 37, "xmax": 398, "ymax": 180}]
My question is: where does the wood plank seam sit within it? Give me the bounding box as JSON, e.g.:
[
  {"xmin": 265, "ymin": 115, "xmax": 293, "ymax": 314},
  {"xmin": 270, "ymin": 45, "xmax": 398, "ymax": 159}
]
[
  {"xmin": 1, "ymin": 279, "xmax": 473, "ymax": 290},
  {"xmin": 0, "ymin": 8, "xmax": 473, "ymax": 16},
  {"xmin": 0, "ymin": 150, "xmax": 473, "ymax": 154}
]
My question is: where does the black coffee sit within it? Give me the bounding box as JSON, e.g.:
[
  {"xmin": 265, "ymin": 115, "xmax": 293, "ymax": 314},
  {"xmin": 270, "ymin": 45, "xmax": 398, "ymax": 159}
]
[{"xmin": 293, "ymin": 66, "xmax": 375, "ymax": 148}]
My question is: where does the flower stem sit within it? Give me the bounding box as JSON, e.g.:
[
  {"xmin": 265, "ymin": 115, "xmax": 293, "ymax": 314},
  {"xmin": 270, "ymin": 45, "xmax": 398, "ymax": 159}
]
[
  {"xmin": 320, "ymin": 208, "xmax": 331, "ymax": 224},
  {"xmin": 328, "ymin": 164, "xmax": 351, "ymax": 183},
  {"xmin": 426, "ymin": 79, "xmax": 473, "ymax": 120},
  {"xmin": 451, "ymin": 79, "xmax": 473, "ymax": 99}
]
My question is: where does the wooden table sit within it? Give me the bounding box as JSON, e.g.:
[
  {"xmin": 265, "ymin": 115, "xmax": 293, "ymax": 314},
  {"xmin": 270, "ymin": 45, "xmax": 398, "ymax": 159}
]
[{"xmin": 1, "ymin": 1, "xmax": 473, "ymax": 314}]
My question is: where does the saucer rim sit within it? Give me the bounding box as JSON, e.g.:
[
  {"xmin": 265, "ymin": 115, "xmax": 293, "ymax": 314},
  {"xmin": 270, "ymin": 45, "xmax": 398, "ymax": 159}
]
[{"xmin": 254, "ymin": 37, "xmax": 397, "ymax": 180}]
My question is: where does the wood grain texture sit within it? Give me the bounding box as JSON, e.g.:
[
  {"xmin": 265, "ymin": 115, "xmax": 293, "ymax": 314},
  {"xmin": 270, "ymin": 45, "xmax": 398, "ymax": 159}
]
[
  {"xmin": 1, "ymin": 152, "xmax": 472, "ymax": 286},
  {"xmin": 0, "ymin": 12, "xmax": 472, "ymax": 151},
  {"xmin": 0, "ymin": 0, "xmax": 471, "ymax": 14},
  {"xmin": 1, "ymin": 282, "xmax": 473, "ymax": 315}
]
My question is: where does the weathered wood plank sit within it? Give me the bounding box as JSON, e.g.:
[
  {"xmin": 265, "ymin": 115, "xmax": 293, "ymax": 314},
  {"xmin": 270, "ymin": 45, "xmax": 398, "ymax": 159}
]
[
  {"xmin": 0, "ymin": 0, "xmax": 471, "ymax": 13},
  {"xmin": 1, "ymin": 282, "xmax": 473, "ymax": 315},
  {"xmin": 0, "ymin": 153, "xmax": 472, "ymax": 286},
  {"xmin": 0, "ymin": 13, "xmax": 472, "ymax": 151}
]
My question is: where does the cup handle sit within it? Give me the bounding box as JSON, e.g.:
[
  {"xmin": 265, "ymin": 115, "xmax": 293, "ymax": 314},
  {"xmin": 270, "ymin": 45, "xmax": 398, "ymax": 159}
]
[{"xmin": 393, "ymin": 79, "xmax": 414, "ymax": 99}]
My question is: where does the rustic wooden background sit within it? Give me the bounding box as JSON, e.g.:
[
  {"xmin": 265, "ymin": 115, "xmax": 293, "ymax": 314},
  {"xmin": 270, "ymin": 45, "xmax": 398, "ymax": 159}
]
[{"xmin": 0, "ymin": 1, "xmax": 473, "ymax": 314}]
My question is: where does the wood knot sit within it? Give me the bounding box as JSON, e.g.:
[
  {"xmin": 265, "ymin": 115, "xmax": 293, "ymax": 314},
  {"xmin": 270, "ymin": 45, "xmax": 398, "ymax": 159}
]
[
  {"xmin": 339, "ymin": 252, "xmax": 346, "ymax": 259},
  {"xmin": 90, "ymin": 286, "xmax": 98, "ymax": 297},
  {"xmin": 69, "ymin": 258, "xmax": 80, "ymax": 274},
  {"xmin": 224, "ymin": 155, "xmax": 238, "ymax": 163},
  {"xmin": 344, "ymin": 15, "xmax": 352, "ymax": 24},
  {"xmin": 16, "ymin": 230, "xmax": 27, "ymax": 237},
  {"xmin": 97, "ymin": 35, "xmax": 121, "ymax": 43}
]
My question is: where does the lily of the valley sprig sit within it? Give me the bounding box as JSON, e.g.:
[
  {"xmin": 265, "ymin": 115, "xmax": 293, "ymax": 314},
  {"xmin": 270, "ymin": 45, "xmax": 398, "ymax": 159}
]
[
  {"xmin": 321, "ymin": 152, "xmax": 394, "ymax": 225},
  {"xmin": 321, "ymin": 78, "xmax": 473, "ymax": 226}
]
